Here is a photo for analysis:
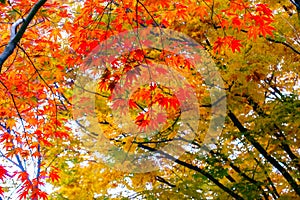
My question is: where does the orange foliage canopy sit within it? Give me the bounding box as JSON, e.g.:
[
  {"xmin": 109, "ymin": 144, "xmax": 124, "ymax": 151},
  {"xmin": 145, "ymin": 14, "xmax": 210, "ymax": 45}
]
[{"xmin": 1, "ymin": 0, "xmax": 298, "ymax": 199}]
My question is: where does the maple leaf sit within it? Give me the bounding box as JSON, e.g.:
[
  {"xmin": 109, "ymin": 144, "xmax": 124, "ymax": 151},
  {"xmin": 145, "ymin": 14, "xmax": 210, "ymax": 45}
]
[
  {"xmin": 38, "ymin": 191, "xmax": 48, "ymax": 200},
  {"xmin": 259, "ymin": 24, "xmax": 275, "ymax": 38},
  {"xmin": 135, "ymin": 112, "xmax": 151, "ymax": 130},
  {"xmin": 247, "ymin": 26, "xmax": 259, "ymax": 39},
  {"xmin": 168, "ymin": 97, "xmax": 180, "ymax": 110},
  {"xmin": 58, "ymin": 9, "xmax": 70, "ymax": 18},
  {"xmin": 176, "ymin": 4, "xmax": 188, "ymax": 19},
  {"xmin": 194, "ymin": 5, "xmax": 208, "ymax": 19},
  {"xmin": 128, "ymin": 99, "xmax": 138, "ymax": 109},
  {"xmin": 232, "ymin": 16, "xmax": 242, "ymax": 30},
  {"xmin": 176, "ymin": 87, "xmax": 192, "ymax": 102},
  {"xmin": 54, "ymin": 131, "xmax": 69, "ymax": 139},
  {"xmin": 111, "ymin": 98, "xmax": 128, "ymax": 114},
  {"xmin": 0, "ymin": 0, "xmax": 298, "ymax": 199},
  {"xmin": 49, "ymin": 29, "xmax": 62, "ymax": 41},
  {"xmin": 156, "ymin": 112, "xmax": 167, "ymax": 124},
  {"xmin": 256, "ymin": 3, "xmax": 273, "ymax": 16},
  {"xmin": 31, "ymin": 188, "xmax": 48, "ymax": 200},
  {"xmin": 132, "ymin": 49, "xmax": 145, "ymax": 62},
  {"xmin": 0, "ymin": 166, "xmax": 7, "ymax": 181},
  {"xmin": 17, "ymin": 171, "xmax": 29, "ymax": 182},
  {"xmin": 229, "ymin": 38, "xmax": 242, "ymax": 52},
  {"xmin": 39, "ymin": 138, "xmax": 53, "ymax": 147},
  {"xmin": 229, "ymin": 0, "xmax": 249, "ymax": 11},
  {"xmin": 154, "ymin": 93, "xmax": 170, "ymax": 109},
  {"xmin": 125, "ymin": 66, "xmax": 141, "ymax": 85},
  {"xmin": 220, "ymin": 19, "xmax": 229, "ymax": 29},
  {"xmin": 161, "ymin": 18, "xmax": 170, "ymax": 27},
  {"xmin": 213, "ymin": 37, "xmax": 224, "ymax": 54},
  {"xmin": 0, "ymin": 186, "xmax": 4, "ymax": 197},
  {"xmin": 18, "ymin": 190, "xmax": 29, "ymax": 200},
  {"xmin": 49, "ymin": 170, "xmax": 60, "ymax": 182},
  {"xmin": 0, "ymin": 132, "xmax": 13, "ymax": 142},
  {"xmin": 214, "ymin": 36, "xmax": 242, "ymax": 53},
  {"xmin": 6, "ymin": 118, "xmax": 15, "ymax": 129}
]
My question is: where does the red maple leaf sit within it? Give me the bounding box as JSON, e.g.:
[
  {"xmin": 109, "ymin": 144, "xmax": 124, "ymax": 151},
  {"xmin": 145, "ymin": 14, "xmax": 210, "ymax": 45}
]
[
  {"xmin": 259, "ymin": 24, "xmax": 275, "ymax": 37},
  {"xmin": 213, "ymin": 37, "xmax": 224, "ymax": 53},
  {"xmin": 17, "ymin": 171, "xmax": 29, "ymax": 182},
  {"xmin": 31, "ymin": 188, "xmax": 48, "ymax": 200},
  {"xmin": 49, "ymin": 170, "xmax": 60, "ymax": 182},
  {"xmin": 128, "ymin": 99, "xmax": 138, "ymax": 109},
  {"xmin": 214, "ymin": 36, "xmax": 242, "ymax": 53},
  {"xmin": 256, "ymin": 4, "xmax": 273, "ymax": 16},
  {"xmin": 0, "ymin": 165, "xmax": 7, "ymax": 181},
  {"xmin": 219, "ymin": 19, "xmax": 229, "ymax": 29},
  {"xmin": 125, "ymin": 67, "xmax": 141, "ymax": 85},
  {"xmin": 155, "ymin": 94, "xmax": 170, "ymax": 109},
  {"xmin": 232, "ymin": 16, "xmax": 242, "ymax": 30},
  {"xmin": 229, "ymin": 38, "xmax": 242, "ymax": 53},
  {"xmin": 168, "ymin": 97, "xmax": 180, "ymax": 110},
  {"xmin": 19, "ymin": 190, "xmax": 29, "ymax": 200},
  {"xmin": 132, "ymin": 49, "xmax": 145, "ymax": 62},
  {"xmin": 135, "ymin": 112, "xmax": 150, "ymax": 129},
  {"xmin": 111, "ymin": 98, "xmax": 128, "ymax": 115},
  {"xmin": 0, "ymin": 186, "xmax": 4, "ymax": 196},
  {"xmin": 54, "ymin": 131, "xmax": 69, "ymax": 139},
  {"xmin": 0, "ymin": 132, "xmax": 13, "ymax": 142},
  {"xmin": 156, "ymin": 113, "xmax": 167, "ymax": 124}
]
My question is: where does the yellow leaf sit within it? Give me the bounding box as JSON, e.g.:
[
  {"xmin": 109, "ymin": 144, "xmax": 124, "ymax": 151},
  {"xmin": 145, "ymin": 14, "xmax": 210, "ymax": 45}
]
[{"xmin": 6, "ymin": 118, "xmax": 15, "ymax": 129}]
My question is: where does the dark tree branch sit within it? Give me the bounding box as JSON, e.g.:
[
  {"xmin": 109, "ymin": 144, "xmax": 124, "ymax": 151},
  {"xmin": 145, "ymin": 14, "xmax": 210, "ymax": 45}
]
[
  {"xmin": 228, "ymin": 110, "xmax": 300, "ymax": 195},
  {"xmin": 237, "ymin": 92, "xmax": 300, "ymax": 172},
  {"xmin": 205, "ymin": 147, "xmax": 270, "ymax": 199},
  {"xmin": 290, "ymin": 0, "xmax": 300, "ymax": 9},
  {"xmin": 253, "ymin": 157, "xmax": 280, "ymax": 199},
  {"xmin": 155, "ymin": 176, "xmax": 176, "ymax": 188},
  {"xmin": 0, "ymin": 0, "xmax": 47, "ymax": 72},
  {"xmin": 266, "ymin": 37, "xmax": 300, "ymax": 55},
  {"xmin": 138, "ymin": 143, "xmax": 244, "ymax": 200}
]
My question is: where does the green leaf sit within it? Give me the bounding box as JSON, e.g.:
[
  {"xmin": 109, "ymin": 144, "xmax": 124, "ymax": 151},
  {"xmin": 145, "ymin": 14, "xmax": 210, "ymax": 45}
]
[{"xmin": 0, "ymin": 0, "xmax": 5, "ymax": 4}]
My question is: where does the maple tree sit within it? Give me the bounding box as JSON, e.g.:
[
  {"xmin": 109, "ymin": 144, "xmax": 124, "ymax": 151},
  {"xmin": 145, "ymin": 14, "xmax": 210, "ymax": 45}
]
[{"xmin": 0, "ymin": 0, "xmax": 299, "ymax": 199}]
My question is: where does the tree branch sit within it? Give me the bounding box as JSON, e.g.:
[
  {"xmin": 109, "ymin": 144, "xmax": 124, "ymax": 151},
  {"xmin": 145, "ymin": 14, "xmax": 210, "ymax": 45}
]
[
  {"xmin": 138, "ymin": 143, "xmax": 244, "ymax": 200},
  {"xmin": 155, "ymin": 176, "xmax": 176, "ymax": 188},
  {"xmin": 237, "ymin": 93, "xmax": 300, "ymax": 171},
  {"xmin": 0, "ymin": 0, "xmax": 47, "ymax": 72},
  {"xmin": 228, "ymin": 110, "xmax": 300, "ymax": 195},
  {"xmin": 266, "ymin": 37, "xmax": 300, "ymax": 55},
  {"xmin": 205, "ymin": 146, "xmax": 271, "ymax": 199}
]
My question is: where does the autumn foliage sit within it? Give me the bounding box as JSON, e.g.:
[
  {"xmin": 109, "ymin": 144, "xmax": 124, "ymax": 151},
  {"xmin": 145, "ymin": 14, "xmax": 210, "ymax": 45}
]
[{"xmin": 0, "ymin": 0, "xmax": 299, "ymax": 199}]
